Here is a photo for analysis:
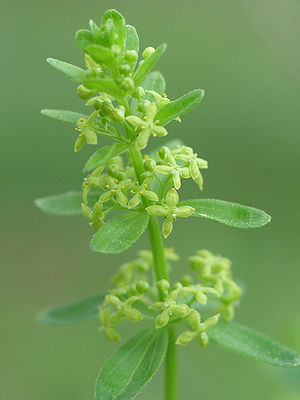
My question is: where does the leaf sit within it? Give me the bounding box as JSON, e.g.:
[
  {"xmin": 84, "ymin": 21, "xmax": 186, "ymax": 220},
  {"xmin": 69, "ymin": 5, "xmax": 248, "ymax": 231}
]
[
  {"xmin": 125, "ymin": 25, "xmax": 139, "ymax": 53},
  {"xmin": 101, "ymin": 9, "xmax": 126, "ymax": 50},
  {"xmin": 86, "ymin": 44, "xmax": 117, "ymax": 68},
  {"xmin": 134, "ymin": 43, "xmax": 167, "ymax": 87},
  {"xmin": 156, "ymin": 89, "xmax": 205, "ymax": 126},
  {"xmin": 83, "ymin": 142, "xmax": 130, "ymax": 173},
  {"xmin": 35, "ymin": 191, "xmax": 99, "ymax": 216},
  {"xmin": 47, "ymin": 58, "xmax": 86, "ymax": 82},
  {"xmin": 41, "ymin": 109, "xmax": 87, "ymax": 124},
  {"xmin": 76, "ymin": 29, "xmax": 95, "ymax": 53},
  {"xmin": 95, "ymin": 328, "xmax": 168, "ymax": 400},
  {"xmin": 37, "ymin": 293, "xmax": 105, "ymax": 326},
  {"xmin": 84, "ymin": 78, "xmax": 123, "ymax": 98},
  {"xmin": 90, "ymin": 211, "xmax": 149, "ymax": 254},
  {"xmin": 208, "ymin": 320, "xmax": 300, "ymax": 367},
  {"xmin": 179, "ymin": 199, "xmax": 271, "ymax": 229}
]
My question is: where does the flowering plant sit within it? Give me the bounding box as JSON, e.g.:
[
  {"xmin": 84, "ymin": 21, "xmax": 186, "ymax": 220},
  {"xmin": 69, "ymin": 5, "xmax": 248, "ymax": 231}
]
[{"xmin": 36, "ymin": 9, "xmax": 300, "ymax": 400}]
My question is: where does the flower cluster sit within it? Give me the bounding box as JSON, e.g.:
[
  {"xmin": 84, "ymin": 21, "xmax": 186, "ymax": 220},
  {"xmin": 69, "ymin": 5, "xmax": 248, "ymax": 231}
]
[{"xmin": 98, "ymin": 248, "xmax": 242, "ymax": 345}]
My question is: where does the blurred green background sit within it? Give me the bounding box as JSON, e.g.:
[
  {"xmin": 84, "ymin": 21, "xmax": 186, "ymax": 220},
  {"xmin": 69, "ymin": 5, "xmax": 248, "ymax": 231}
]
[{"xmin": 1, "ymin": 0, "xmax": 300, "ymax": 399}]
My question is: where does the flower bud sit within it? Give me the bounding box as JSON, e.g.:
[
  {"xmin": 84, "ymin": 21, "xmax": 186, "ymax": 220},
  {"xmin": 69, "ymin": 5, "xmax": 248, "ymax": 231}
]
[
  {"xmin": 156, "ymin": 309, "xmax": 170, "ymax": 329},
  {"xmin": 105, "ymin": 294, "xmax": 121, "ymax": 309},
  {"xmin": 142, "ymin": 46, "xmax": 155, "ymax": 59},
  {"xmin": 124, "ymin": 50, "xmax": 138, "ymax": 64},
  {"xmin": 137, "ymin": 100, "xmax": 151, "ymax": 114},
  {"xmin": 176, "ymin": 330, "xmax": 197, "ymax": 345},
  {"xmin": 124, "ymin": 308, "xmax": 143, "ymax": 322},
  {"xmin": 172, "ymin": 304, "xmax": 190, "ymax": 318},
  {"xmin": 158, "ymin": 146, "xmax": 170, "ymax": 160},
  {"xmin": 144, "ymin": 159, "xmax": 156, "ymax": 172},
  {"xmin": 156, "ymin": 279, "xmax": 170, "ymax": 293},
  {"xmin": 107, "ymin": 164, "xmax": 119, "ymax": 177},
  {"xmin": 119, "ymin": 63, "xmax": 131, "ymax": 76},
  {"xmin": 133, "ymin": 86, "xmax": 145, "ymax": 99},
  {"xmin": 105, "ymin": 327, "xmax": 120, "ymax": 342},
  {"xmin": 136, "ymin": 280, "xmax": 149, "ymax": 294},
  {"xmin": 121, "ymin": 77, "xmax": 135, "ymax": 91},
  {"xmin": 111, "ymin": 44, "xmax": 121, "ymax": 56}
]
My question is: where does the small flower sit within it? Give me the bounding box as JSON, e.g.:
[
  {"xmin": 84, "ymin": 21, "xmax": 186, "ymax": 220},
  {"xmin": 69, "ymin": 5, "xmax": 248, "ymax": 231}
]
[
  {"xmin": 126, "ymin": 103, "xmax": 168, "ymax": 150},
  {"xmin": 150, "ymin": 290, "xmax": 190, "ymax": 328},
  {"xmin": 146, "ymin": 188, "xmax": 195, "ymax": 238},
  {"xmin": 156, "ymin": 147, "xmax": 190, "ymax": 189},
  {"xmin": 128, "ymin": 176, "xmax": 158, "ymax": 208},
  {"xmin": 104, "ymin": 294, "xmax": 143, "ymax": 325},
  {"xmin": 173, "ymin": 146, "xmax": 208, "ymax": 189},
  {"xmin": 176, "ymin": 310, "xmax": 220, "ymax": 346},
  {"xmin": 100, "ymin": 176, "xmax": 132, "ymax": 206}
]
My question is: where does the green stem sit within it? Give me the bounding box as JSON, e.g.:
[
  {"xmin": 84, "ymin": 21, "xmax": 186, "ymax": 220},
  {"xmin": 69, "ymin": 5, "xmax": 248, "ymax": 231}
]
[
  {"xmin": 129, "ymin": 142, "xmax": 177, "ymax": 400},
  {"xmin": 165, "ymin": 326, "xmax": 178, "ymax": 400}
]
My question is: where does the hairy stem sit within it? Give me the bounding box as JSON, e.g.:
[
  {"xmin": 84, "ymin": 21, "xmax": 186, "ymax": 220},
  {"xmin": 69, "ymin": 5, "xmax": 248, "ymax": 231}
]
[{"xmin": 130, "ymin": 144, "xmax": 178, "ymax": 400}]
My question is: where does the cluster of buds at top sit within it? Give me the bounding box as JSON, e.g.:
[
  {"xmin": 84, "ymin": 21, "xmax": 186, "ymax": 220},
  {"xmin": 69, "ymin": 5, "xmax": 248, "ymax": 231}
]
[{"xmin": 189, "ymin": 250, "xmax": 242, "ymax": 320}]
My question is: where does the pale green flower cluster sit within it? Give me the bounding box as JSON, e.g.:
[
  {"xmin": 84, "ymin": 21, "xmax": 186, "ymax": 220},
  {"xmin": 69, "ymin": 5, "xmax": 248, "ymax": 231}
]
[{"xmin": 98, "ymin": 248, "xmax": 242, "ymax": 345}]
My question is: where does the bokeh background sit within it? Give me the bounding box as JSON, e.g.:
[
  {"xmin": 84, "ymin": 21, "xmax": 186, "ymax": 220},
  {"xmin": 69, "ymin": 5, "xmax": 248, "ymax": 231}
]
[{"xmin": 1, "ymin": 0, "xmax": 300, "ymax": 399}]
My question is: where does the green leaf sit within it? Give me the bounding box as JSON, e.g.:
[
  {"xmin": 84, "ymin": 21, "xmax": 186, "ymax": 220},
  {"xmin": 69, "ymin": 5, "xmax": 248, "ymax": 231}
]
[
  {"xmin": 90, "ymin": 211, "xmax": 149, "ymax": 254},
  {"xmin": 135, "ymin": 43, "xmax": 167, "ymax": 87},
  {"xmin": 76, "ymin": 29, "xmax": 95, "ymax": 53},
  {"xmin": 95, "ymin": 328, "xmax": 168, "ymax": 400},
  {"xmin": 35, "ymin": 191, "xmax": 99, "ymax": 216},
  {"xmin": 125, "ymin": 25, "xmax": 139, "ymax": 53},
  {"xmin": 209, "ymin": 320, "xmax": 300, "ymax": 367},
  {"xmin": 144, "ymin": 71, "xmax": 166, "ymax": 97},
  {"xmin": 86, "ymin": 44, "xmax": 117, "ymax": 68},
  {"xmin": 156, "ymin": 89, "xmax": 205, "ymax": 126},
  {"xmin": 101, "ymin": 9, "xmax": 126, "ymax": 50},
  {"xmin": 47, "ymin": 58, "xmax": 86, "ymax": 82},
  {"xmin": 84, "ymin": 78, "xmax": 123, "ymax": 98},
  {"xmin": 37, "ymin": 293, "xmax": 105, "ymax": 326},
  {"xmin": 83, "ymin": 142, "xmax": 129, "ymax": 173},
  {"xmin": 41, "ymin": 109, "xmax": 87, "ymax": 124},
  {"xmin": 179, "ymin": 198, "xmax": 271, "ymax": 229}
]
